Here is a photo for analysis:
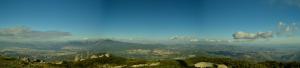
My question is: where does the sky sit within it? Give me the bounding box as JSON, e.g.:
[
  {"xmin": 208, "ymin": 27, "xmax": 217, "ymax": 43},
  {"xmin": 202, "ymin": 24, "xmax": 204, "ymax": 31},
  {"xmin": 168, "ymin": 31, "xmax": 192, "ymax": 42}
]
[{"xmin": 0, "ymin": 0, "xmax": 299, "ymax": 42}]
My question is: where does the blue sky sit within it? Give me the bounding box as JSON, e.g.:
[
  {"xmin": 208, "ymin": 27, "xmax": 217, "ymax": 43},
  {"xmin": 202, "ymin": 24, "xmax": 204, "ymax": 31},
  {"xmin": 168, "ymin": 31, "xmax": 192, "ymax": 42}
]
[{"xmin": 0, "ymin": 0, "xmax": 299, "ymax": 40}]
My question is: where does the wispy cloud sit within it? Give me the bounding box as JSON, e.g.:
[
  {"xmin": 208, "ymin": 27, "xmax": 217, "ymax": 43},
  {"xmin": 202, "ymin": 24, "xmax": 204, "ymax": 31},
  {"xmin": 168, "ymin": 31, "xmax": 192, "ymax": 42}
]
[
  {"xmin": 169, "ymin": 35, "xmax": 200, "ymax": 42},
  {"xmin": 276, "ymin": 21, "xmax": 298, "ymax": 37}
]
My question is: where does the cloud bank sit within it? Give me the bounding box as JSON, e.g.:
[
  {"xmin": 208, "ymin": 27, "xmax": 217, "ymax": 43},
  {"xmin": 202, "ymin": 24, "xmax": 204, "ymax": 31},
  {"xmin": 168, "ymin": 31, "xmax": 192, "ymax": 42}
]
[
  {"xmin": 233, "ymin": 21, "xmax": 298, "ymax": 40},
  {"xmin": 0, "ymin": 26, "xmax": 71, "ymax": 41},
  {"xmin": 233, "ymin": 31, "xmax": 273, "ymax": 40}
]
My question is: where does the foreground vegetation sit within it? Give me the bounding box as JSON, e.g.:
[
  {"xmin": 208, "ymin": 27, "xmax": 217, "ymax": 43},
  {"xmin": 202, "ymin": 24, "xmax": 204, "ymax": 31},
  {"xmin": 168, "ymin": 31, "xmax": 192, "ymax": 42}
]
[{"xmin": 1, "ymin": 54, "xmax": 300, "ymax": 68}]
